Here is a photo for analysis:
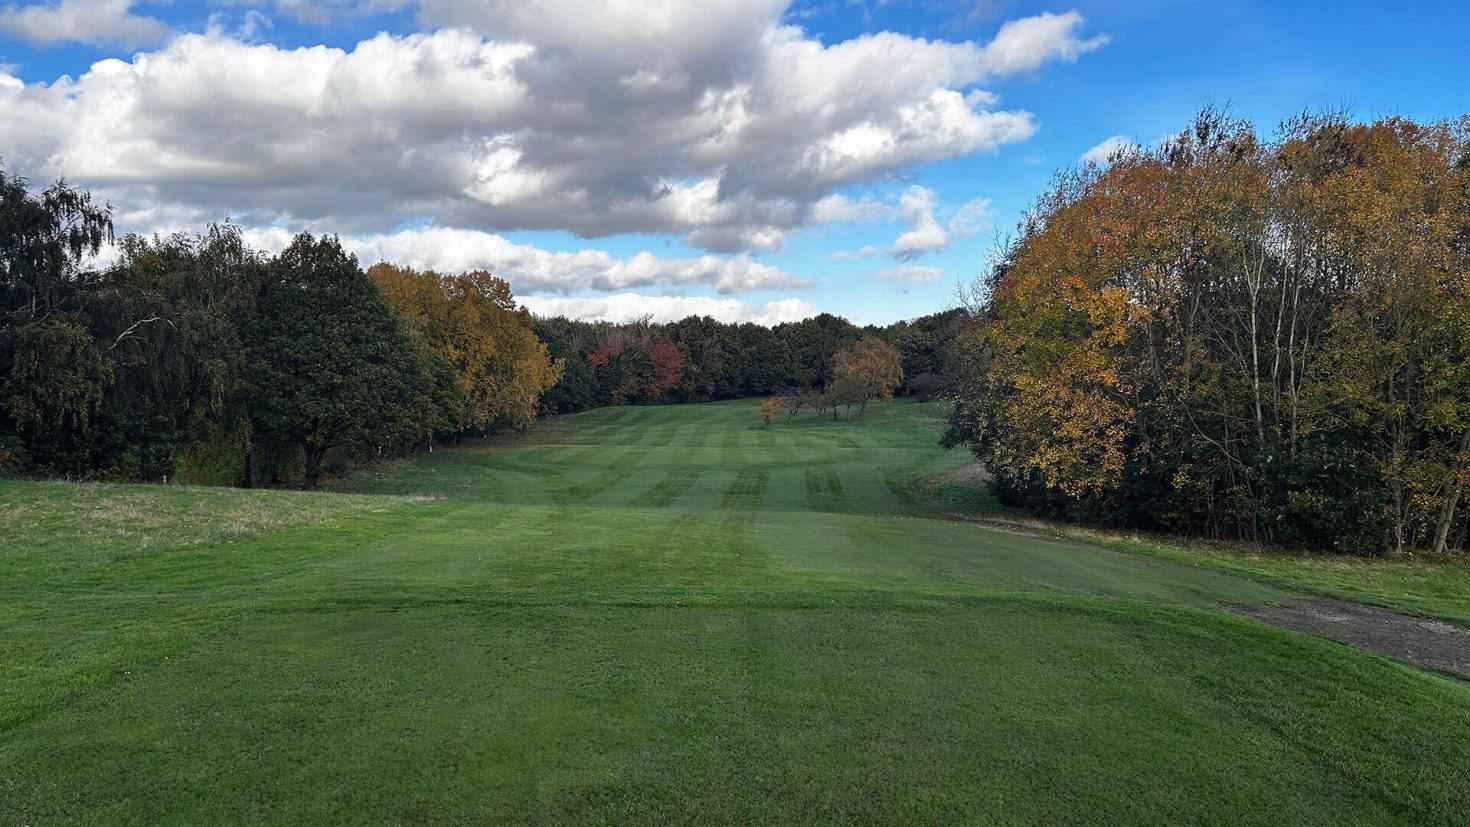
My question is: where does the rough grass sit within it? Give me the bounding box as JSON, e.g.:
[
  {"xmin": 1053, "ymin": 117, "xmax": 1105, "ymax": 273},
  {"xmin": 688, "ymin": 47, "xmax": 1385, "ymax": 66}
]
[
  {"xmin": 1079, "ymin": 527, "xmax": 1470, "ymax": 628},
  {"xmin": 3, "ymin": 400, "xmax": 1469, "ymax": 825},
  {"xmin": 919, "ymin": 468, "xmax": 1470, "ymax": 628},
  {"xmin": 0, "ymin": 480, "xmax": 413, "ymax": 559}
]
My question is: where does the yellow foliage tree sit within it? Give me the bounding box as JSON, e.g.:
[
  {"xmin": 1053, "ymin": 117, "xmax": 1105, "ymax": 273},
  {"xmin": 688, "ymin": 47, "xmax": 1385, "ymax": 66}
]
[{"xmin": 368, "ymin": 264, "xmax": 563, "ymax": 431}]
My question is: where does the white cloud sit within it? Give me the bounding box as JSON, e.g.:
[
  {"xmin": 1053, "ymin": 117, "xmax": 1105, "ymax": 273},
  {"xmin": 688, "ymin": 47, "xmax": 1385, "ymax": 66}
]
[
  {"xmin": 977, "ymin": 10, "xmax": 1109, "ymax": 76},
  {"xmin": 1081, "ymin": 134, "xmax": 1134, "ymax": 165},
  {"xmin": 948, "ymin": 196, "xmax": 994, "ymax": 237},
  {"xmin": 828, "ymin": 245, "xmax": 878, "ymax": 261},
  {"xmin": 812, "ymin": 193, "xmax": 894, "ymax": 225},
  {"xmin": 235, "ymin": 226, "xmax": 806, "ymax": 295},
  {"xmin": 887, "ymin": 187, "xmax": 993, "ymax": 260},
  {"xmin": 889, "ymin": 218, "xmax": 949, "ymax": 259},
  {"xmin": 876, "ymin": 264, "xmax": 944, "ymax": 283},
  {"xmin": 0, "ymin": 0, "xmax": 169, "ymax": 46},
  {"xmin": 519, "ymin": 293, "xmax": 821, "ymax": 326},
  {"xmin": 0, "ymin": 5, "xmax": 1107, "ymax": 255}
]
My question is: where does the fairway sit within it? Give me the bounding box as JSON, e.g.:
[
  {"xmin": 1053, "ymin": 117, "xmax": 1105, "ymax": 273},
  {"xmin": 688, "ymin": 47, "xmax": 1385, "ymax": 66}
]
[{"xmin": 3, "ymin": 401, "xmax": 1469, "ymax": 824}]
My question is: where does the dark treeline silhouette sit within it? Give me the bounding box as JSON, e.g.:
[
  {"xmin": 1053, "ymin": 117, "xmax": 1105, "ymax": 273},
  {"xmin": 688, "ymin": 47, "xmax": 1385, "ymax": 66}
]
[
  {"xmin": 0, "ymin": 167, "xmax": 965, "ymax": 487},
  {"xmin": 944, "ymin": 110, "xmax": 1470, "ymax": 555}
]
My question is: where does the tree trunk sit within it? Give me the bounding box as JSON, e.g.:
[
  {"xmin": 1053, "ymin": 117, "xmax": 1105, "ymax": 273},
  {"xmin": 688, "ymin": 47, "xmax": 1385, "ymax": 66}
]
[
  {"xmin": 302, "ymin": 441, "xmax": 325, "ymax": 490},
  {"xmin": 241, "ymin": 424, "xmax": 257, "ymax": 488},
  {"xmin": 1431, "ymin": 427, "xmax": 1470, "ymax": 554}
]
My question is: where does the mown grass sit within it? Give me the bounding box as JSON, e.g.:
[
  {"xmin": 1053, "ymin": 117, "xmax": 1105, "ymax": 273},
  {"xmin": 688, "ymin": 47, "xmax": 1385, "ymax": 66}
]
[{"xmin": 3, "ymin": 400, "xmax": 1469, "ymax": 824}]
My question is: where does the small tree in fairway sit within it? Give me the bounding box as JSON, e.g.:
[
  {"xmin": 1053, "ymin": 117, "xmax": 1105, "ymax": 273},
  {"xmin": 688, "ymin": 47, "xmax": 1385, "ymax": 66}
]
[
  {"xmin": 780, "ymin": 392, "xmax": 806, "ymax": 422},
  {"xmin": 759, "ymin": 397, "xmax": 777, "ymax": 429},
  {"xmin": 247, "ymin": 234, "xmax": 429, "ymax": 488}
]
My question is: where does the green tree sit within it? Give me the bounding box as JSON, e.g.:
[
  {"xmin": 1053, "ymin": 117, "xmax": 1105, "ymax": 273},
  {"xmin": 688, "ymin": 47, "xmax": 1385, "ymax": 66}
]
[
  {"xmin": 247, "ymin": 234, "xmax": 431, "ymax": 488},
  {"xmin": 0, "ymin": 169, "xmax": 114, "ymax": 474}
]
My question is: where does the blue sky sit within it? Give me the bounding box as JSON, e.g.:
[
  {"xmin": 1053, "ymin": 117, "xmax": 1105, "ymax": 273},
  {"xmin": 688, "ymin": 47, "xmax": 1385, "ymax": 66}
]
[{"xmin": 2, "ymin": 1, "xmax": 1467, "ymax": 325}]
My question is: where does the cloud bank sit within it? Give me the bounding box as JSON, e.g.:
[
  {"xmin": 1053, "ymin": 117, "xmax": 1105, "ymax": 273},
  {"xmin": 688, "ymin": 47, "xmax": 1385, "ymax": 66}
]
[
  {"xmin": 0, "ymin": 3, "xmax": 1104, "ymax": 256},
  {"xmin": 519, "ymin": 293, "xmax": 821, "ymax": 325}
]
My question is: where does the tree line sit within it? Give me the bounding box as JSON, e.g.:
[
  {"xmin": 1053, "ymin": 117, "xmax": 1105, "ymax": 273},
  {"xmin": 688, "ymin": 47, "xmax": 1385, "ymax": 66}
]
[
  {"xmin": 1, "ymin": 168, "xmax": 965, "ymax": 488},
  {"xmin": 533, "ymin": 307, "xmax": 964, "ymax": 416},
  {"xmin": 943, "ymin": 110, "xmax": 1470, "ymax": 555},
  {"xmin": 0, "ymin": 170, "xmax": 564, "ymax": 487}
]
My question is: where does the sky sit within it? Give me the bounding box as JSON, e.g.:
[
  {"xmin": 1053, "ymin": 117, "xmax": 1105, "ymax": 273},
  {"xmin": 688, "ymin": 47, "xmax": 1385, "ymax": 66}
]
[{"xmin": 1, "ymin": 1, "xmax": 1467, "ymax": 326}]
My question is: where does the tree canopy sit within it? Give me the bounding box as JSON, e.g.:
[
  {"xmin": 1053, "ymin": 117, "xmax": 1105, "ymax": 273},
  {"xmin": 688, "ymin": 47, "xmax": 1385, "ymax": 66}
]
[{"xmin": 944, "ymin": 110, "xmax": 1470, "ymax": 555}]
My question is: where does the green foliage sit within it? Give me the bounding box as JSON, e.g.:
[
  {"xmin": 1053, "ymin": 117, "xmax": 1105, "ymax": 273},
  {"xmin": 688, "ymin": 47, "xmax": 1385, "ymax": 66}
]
[
  {"xmin": 0, "ymin": 169, "xmax": 112, "ymax": 320},
  {"xmin": 0, "ymin": 169, "xmax": 115, "ymax": 475},
  {"xmin": 4, "ymin": 318, "xmax": 112, "ymax": 435},
  {"xmin": 246, "ymin": 234, "xmax": 432, "ymax": 487},
  {"xmin": 1260, "ymin": 435, "xmax": 1395, "ymax": 555}
]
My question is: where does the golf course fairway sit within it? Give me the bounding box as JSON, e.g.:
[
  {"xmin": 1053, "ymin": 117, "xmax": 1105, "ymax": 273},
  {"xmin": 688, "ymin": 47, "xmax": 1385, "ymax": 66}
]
[{"xmin": 3, "ymin": 400, "xmax": 1468, "ymax": 824}]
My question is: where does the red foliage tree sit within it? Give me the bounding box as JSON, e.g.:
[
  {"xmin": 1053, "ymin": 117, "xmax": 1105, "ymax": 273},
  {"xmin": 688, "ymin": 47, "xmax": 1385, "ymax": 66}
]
[
  {"xmin": 586, "ymin": 340, "xmax": 621, "ymax": 368},
  {"xmin": 645, "ymin": 341, "xmax": 686, "ymax": 401}
]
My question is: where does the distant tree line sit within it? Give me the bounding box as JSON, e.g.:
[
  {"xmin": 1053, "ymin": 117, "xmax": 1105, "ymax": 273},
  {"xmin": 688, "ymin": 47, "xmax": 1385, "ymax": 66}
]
[
  {"xmin": 533, "ymin": 307, "xmax": 966, "ymax": 415},
  {"xmin": 944, "ymin": 110, "xmax": 1470, "ymax": 555},
  {"xmin": 1, "ymin": 168, "xmax": 966, "ymax": 487}
]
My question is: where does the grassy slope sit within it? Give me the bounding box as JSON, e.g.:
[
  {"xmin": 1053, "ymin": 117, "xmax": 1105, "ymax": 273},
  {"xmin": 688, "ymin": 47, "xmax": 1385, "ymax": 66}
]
[
  {"xmin": 1044, "ymin": 525, "xmax": 1470, "ymax": 627},
  {"xmin": 3, "ymin": 400, "xmax": 1469, "ymax": 824},
  {"xmin": 920, "ymin": 467, "xmax": 1470, "ymax": 626}
]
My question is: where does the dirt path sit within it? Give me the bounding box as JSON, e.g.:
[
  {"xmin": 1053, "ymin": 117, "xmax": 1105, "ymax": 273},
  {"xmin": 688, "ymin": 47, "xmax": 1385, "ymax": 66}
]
[{"xmin": 1228, "ymin": 600, "xmax": 1470, "ymax": 680}]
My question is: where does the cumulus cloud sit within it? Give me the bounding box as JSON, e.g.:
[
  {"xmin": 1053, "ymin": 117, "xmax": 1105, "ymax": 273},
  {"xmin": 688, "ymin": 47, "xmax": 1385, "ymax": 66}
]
[
  {"xmin": 977, "ymin": 10, "xmax": 1109, "ymax": 76},
  {"xmin": 0, "ymin": 3, "xmax": 1107, "ymax": 255},
  {"xmin": 888, "ymin": 187, "xmax": 949, "ymax": 259},
  {"xmin": 812, "ymin": 193, "xmax": 894, "ymax": 225},
  {"xmin": 887, "ymin": 187, "xmax": 994, "ymax": 260},
  {"xmin": 1081, "ymin": 134, "xmax": 1134, "ymax": 165},
  {"xmin": 948, "ymin": 196, "xmax": 995, "ymax": 237},
  {"xmin": 235, "ymin": 225, "xmax": 806, "ymax": 295},
  {"xmin": 0, "ymin": 0, "xmax": 169, "ymax": 47},
  {"xmin": 519, "ymin": 293, "xmax": 821, "ymax": 325}
]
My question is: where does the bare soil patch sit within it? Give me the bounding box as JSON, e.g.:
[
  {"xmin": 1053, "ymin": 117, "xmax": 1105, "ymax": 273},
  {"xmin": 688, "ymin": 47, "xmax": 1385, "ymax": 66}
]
[{"xmin": 1229, "ymin": 600, "xmax": 1470, "ymax": 680}]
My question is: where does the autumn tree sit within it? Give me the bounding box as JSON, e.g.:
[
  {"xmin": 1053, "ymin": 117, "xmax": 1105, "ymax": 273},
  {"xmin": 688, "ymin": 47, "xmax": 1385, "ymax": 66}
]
[
  {"xmin": 645, "ymin": 341, "xmax": 687, "ymax": 402},
  {"xmin": 780, "ymin": 392, "xmax": 805, "ymax": 422},
  {"xmin": 759, "ymin": 397, "xmax": 777, "ymax": 429},
  {"xmin": 832, "ymin": 337, "xmax": 903, "ymax": 415},
  {"xmin": 583, "ymin": 322, "xmax": 687, "ymax": 405},
  {"xmin": 827, "ymin": 376, "xmax": 867, "ymax": 419},
  {"xmin": 945, "ymin": 109, "xmax": 1470, "ymax": 554},
  {"xmin": 369, "ymin": 264, "xmax": 562, "ymax": 433}
]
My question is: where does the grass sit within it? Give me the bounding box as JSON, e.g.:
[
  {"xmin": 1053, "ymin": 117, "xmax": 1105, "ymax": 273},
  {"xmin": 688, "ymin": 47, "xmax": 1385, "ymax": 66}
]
[
  {"xmin": 3, "ymin": 399, "xmax": 1469, "ymax": 824},
  {"xmin": 918, "ymin": 466, "xmax": 1470, "ymax": 627},
  {"xmin": 1041, "ymin": 523, "xmax": 1470, "ymax": 627}
]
